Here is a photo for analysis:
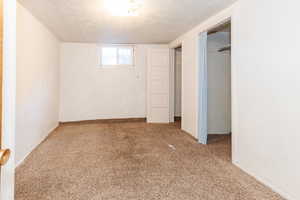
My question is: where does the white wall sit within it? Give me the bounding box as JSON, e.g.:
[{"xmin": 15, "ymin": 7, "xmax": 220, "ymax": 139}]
[
  {"xmin": 174, "ymin": 48, "xmax": 182, "ymax": 117},
  {"xmin": 232, "ymin": 1, "xmax": 300, "ymax": 199},
  {"xmin": 16, "ymin": 3, "xmax": 60, "ymax": 165},
  {"xmin": 60, "ymin": 43, "xmax": 163, "ymax": 122},
  {"xmin": 207, "ymin": 32, "xmax": 231, "ymax": 134},
  {"xmin": 170, "ymin": 0, "xmax": 300, "ymax": 199}
]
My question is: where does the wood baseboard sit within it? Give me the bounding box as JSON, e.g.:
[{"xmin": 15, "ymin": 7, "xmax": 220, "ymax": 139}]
[{"xmin": 60, "ymin": 118, "xmax": 147, "ymax": 125}]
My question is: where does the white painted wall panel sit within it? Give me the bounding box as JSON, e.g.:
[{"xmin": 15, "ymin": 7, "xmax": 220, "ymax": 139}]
[
  {"xmin": 16, "ymin": 3, "xmax": 60, "ymax": 166},
  {"xmin": 60, "ymin": 44, "xmax": 166, "ymax": 122},
  {"xmin": 232, "ymin": 1, "xmax": 300, "ymax": 199}
]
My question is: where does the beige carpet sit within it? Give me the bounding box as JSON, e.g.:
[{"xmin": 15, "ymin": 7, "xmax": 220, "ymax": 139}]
[{"xmin": 16, "ymin": 121, "xmax": 284, "ymax": 200}]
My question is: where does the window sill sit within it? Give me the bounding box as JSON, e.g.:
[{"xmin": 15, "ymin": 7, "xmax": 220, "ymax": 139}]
[{"xmin": 99, "ymin": 65, "xmax": 135, "ymax": 69}]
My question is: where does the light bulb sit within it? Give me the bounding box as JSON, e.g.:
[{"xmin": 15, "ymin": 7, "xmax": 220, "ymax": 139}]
[{"xmin": 104, "ymin": 0, "xmax": 142, "ymax": 16}]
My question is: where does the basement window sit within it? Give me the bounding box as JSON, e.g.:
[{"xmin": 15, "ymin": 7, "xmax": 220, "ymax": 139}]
[{"xmin": 100, "ymin": 45, "xmax": 134, "ymax": 67}]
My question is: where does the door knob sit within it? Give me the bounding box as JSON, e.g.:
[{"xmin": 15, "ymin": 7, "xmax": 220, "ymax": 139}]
[{"xmin": 0, "ymin": 149, "xmax": 11, "ymax": 166}]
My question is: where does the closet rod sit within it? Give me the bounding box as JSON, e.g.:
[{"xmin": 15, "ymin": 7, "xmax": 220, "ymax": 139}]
[{"xmin": 218, "ymin": 45, "xmax": 231, "ymax": 52}]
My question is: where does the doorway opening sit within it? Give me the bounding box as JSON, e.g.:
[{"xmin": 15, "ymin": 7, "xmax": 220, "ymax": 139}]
[
  {"xmin": 198, "ymin": 20, "xmax": 232, "ymax": 160},
  {"xmin": 170, "ymin": 45, "xmax": 182, "ymax": 127},
  {"xmin": 174, "ymin": 47, "xmax": 182, "ymax": 127}
]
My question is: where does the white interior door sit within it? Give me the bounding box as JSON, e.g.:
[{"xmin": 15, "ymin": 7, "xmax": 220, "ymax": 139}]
[
  {"xmin": 1, "ymin": 0, "xmax": 16, "ymax": 199},
  {"xmin": 147, "ymin": 48, "xmax": 170, "ymax": 123}
]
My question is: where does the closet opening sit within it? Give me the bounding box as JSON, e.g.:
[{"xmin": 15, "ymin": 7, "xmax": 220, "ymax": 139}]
[{"xmin": 198, "ymin": 20, "xmax": 232, "ymax": 160}]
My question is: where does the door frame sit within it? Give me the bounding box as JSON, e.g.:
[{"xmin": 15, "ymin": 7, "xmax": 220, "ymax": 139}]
[{"xmin": 1, "ymin": 0, "xmax": 16, "ymax": 199}]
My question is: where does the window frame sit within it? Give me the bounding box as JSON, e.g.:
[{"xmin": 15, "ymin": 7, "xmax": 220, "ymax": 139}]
[{"xmin": 99, "ymin": 44, "xmax": 135, "ymax": 68}]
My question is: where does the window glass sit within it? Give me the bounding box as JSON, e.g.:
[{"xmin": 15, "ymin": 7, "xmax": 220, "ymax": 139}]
[
  {"xmin": 102, "ymin": 47, "xmax": 117, "ymax": 65},
  {"xmin": 118, "ymin": 48, "xmax": 133, "ymax": 65},
  {"xmin": 100, "ymin": 46, "xmax": 134, "ymax": 67}
]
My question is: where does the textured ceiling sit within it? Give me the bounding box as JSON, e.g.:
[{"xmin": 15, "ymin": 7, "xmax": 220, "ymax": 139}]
[{"xmin": 18, "ymin": 0, "xmax": 237, "ymax": 43}]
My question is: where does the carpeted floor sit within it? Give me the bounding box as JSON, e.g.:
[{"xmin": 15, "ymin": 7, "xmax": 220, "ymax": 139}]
[{"xmin": 16, "ymin": 121, "xmax": 284, "ymax": 200}]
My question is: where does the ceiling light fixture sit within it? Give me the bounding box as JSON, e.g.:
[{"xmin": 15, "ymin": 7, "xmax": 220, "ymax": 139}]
[{"xmin": 104, "ymin": 0, "xmax": 143, "ymax": 16}]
